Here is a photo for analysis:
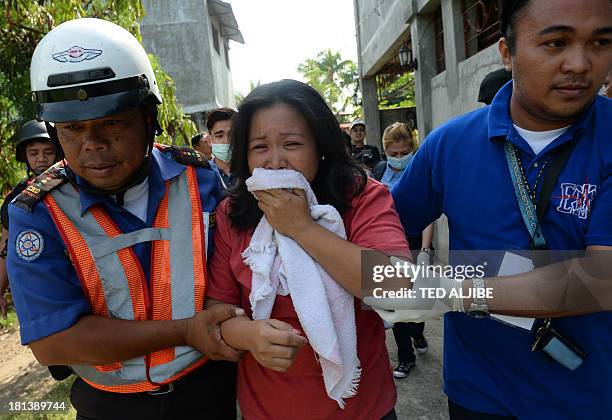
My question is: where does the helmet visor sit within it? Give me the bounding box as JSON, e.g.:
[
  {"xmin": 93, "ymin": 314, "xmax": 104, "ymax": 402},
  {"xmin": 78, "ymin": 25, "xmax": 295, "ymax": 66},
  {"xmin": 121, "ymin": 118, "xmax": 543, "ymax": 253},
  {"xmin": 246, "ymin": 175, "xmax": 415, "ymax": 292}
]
[{"xmin": 33, "ymin": 76, "xmax": 157, "ymax": 123}]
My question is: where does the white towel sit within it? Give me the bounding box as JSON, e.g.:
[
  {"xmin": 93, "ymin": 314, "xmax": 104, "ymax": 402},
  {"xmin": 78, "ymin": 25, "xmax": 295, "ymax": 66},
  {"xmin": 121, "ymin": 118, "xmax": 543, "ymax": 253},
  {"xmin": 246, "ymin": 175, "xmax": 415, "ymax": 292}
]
[{"xmin": 243, "ymin": 168, "xmax": 361, "ymax": 408}]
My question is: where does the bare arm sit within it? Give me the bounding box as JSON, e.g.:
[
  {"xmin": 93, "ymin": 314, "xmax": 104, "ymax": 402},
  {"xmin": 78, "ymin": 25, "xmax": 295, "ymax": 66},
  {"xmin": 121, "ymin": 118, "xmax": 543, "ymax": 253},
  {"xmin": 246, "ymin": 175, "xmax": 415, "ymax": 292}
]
[
  {"xmin": 292, "ymin": 222, "xmax": 365, "ymax": 297},
  {"xmin": 29, "ymin": 305, "xmax": 244, "ymax": 366},
  {"xmin": 463, "ymin": 245, "xmax": 612, "ymax": 318},
  {"xmin": 206, "ymin": 298, "xmax": 306, "ymax": 372},
  {"xmin": 253, "ymin": 189, "xmax": 384, "ymax": 297}
]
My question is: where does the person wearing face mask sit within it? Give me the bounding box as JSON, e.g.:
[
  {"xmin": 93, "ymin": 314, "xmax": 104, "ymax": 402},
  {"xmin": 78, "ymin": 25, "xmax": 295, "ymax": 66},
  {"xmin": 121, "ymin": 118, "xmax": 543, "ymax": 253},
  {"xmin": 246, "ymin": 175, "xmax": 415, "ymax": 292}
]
[
  {"xmin": 206, "ymin": 107, "xmax": 237, "ymax": 189},
  {"xmin": 372, "ymin": 122, "xmax": 433, "ymax": 379}
]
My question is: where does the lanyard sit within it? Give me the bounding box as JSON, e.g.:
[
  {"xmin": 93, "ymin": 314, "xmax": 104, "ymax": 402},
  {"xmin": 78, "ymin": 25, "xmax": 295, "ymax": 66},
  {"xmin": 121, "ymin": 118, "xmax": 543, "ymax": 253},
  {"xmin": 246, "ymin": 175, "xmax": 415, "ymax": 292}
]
[{"xmin": 504, "ymin": 142, "xmax": 547, "ymax": 249}]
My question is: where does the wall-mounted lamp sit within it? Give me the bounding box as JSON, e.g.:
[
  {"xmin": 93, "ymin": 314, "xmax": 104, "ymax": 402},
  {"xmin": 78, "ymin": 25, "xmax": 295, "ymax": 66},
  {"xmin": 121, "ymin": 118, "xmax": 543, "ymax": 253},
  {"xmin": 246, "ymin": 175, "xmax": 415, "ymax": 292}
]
[{"xmin": 398, "ymin": 43, "xmax": 418, "ymax": 71}]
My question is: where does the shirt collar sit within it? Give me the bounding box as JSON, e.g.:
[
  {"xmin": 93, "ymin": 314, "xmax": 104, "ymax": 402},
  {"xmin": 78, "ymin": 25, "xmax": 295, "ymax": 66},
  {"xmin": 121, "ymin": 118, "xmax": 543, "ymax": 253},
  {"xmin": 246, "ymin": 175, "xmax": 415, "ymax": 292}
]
[
  {"xmin": 487, "ymin": 80, "xmax": 596, "ymax": 144},
  {"xmin": 77, "ymin": 146, "xmax": 186, "ymax": 215}
]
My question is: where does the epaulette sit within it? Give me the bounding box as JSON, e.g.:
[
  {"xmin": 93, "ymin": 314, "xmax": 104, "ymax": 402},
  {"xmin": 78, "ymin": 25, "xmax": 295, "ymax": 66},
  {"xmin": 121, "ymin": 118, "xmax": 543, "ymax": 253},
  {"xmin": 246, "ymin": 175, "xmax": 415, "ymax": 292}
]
[
  {"xmin": 154, "ymin": 143, "xmax": 211, "ymax": 169},
  {"xmin": 12, "ymin": 162, "xmax": 69, "ymax": 212}
]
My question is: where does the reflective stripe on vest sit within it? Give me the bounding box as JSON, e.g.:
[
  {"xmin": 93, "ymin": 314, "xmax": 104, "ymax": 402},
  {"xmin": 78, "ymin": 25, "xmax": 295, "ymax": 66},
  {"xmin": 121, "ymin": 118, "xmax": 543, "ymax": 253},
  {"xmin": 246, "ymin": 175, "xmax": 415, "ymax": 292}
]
[{"xmin": 43, "ymin": 166, "xmax": 207, "ymax": 393}]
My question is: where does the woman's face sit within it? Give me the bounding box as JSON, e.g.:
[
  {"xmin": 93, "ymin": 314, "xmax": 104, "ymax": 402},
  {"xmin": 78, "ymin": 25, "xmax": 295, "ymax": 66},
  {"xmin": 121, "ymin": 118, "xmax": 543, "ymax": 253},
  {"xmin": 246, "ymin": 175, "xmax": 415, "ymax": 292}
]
[
  {"xmin": 385, "ymin": 138, "xmax": 413, "ymax": 158},
  {"xmin": 247, "ymin": 103, "xmax": 320, "ymax": 182}
]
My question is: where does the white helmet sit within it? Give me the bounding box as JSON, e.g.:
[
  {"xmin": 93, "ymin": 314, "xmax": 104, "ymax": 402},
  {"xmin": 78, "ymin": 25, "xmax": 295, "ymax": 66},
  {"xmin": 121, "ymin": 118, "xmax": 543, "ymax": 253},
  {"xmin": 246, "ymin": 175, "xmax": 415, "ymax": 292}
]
[{"xmin": 31, "ymin": 18, "xmax": 162, "ymax": 123}]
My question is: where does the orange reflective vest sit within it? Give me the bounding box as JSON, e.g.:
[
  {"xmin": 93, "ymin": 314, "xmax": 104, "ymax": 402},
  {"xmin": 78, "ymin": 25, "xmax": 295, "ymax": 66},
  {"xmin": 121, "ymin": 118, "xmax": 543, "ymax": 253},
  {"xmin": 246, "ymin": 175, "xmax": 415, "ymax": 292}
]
[{"xmin": 43, "ymin": 165, "xmax": 207, "ymax": 393}]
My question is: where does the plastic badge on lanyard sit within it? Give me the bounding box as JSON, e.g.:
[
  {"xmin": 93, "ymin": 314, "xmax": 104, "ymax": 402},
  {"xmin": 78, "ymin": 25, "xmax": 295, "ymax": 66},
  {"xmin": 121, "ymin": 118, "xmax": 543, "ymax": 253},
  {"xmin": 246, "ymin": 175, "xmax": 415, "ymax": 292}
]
[{"xmin": 504, "ymin": 141, "xmax": 585, "ymax": 371}]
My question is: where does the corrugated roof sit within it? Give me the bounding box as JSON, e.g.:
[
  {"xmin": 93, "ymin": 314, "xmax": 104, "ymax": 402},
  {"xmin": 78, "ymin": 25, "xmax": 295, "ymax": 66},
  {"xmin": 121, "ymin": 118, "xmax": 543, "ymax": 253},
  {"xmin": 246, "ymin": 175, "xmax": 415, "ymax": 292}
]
[{"xmin": 207, "ymin": 0, "xmax": 244, "ymax": 44}]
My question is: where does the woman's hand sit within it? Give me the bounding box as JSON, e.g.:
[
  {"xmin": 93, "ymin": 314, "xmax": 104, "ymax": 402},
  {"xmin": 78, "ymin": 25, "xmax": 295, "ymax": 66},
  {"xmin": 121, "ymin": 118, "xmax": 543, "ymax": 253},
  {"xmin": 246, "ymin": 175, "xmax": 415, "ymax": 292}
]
[
  {"xmin": 246, "ymin": 319, "xmax": 307, "ymax": 372},
  {"xmin": 253, "ymin": 189, "xmax": 314, "ymax": 238}
]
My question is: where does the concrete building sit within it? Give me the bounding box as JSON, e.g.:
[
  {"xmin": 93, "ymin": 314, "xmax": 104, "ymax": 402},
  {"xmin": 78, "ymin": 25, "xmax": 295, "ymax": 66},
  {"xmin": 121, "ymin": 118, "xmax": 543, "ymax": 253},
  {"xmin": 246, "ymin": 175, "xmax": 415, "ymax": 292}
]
[
  {"xmin": 141, "ymin": 0, "xmax": 243, "ymax": 128},
  {"xmin": 354, "ymin": 0, "xmax": 505, "ymax": 260}
]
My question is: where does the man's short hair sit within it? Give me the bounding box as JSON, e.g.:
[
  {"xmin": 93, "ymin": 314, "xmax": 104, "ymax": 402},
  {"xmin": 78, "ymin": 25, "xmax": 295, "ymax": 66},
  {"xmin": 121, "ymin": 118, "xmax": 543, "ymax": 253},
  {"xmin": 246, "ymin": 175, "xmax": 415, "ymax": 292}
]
[
  {"xmin": 500, "ymin": 0, "xmax": 531, "ymax": 54},
  {"xmin": 206, "ymin": 107, "xmax": 237, "ymax": 133},
  {"xmin": 191, "ymin": 132, "xmax": 204, "ymax": 148}
]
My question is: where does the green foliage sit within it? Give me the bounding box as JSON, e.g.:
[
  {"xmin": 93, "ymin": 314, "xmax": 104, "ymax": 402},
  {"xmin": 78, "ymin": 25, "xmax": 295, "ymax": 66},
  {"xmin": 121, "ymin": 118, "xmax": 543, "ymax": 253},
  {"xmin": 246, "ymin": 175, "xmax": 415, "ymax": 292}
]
[
  {"xmin": 0, "ymin": 307, "xmax": 18, "ymax": 331},
  {"xmin": 0, "ymin": 0, "xmax": 196, "ymax": 192},
  {"xmin": 378, "ymin": 71, "xmax": 416, "ymax": 110},
  {"xmin": 234, "ymin": 80, "xmax": 261, "ymax": 107},
  {"xmin": 297, "ymin": 49, "xmax": 360, "ymax": 122}
]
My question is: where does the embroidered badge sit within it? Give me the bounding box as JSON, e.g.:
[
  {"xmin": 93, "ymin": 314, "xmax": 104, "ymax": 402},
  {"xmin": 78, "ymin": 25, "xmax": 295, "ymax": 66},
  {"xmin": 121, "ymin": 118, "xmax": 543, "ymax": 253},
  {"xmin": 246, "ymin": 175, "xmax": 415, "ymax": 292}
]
[
  {"xmin": 52, "ymin": 46, "xmax": 102, "ymax": 63},
  {"xmin": 556, "ymin": 182, "xmax": 598, "ymax": 220},
  {"xmin": 15, "ymin": 230, "xmax": 44, "ymax": 262}
]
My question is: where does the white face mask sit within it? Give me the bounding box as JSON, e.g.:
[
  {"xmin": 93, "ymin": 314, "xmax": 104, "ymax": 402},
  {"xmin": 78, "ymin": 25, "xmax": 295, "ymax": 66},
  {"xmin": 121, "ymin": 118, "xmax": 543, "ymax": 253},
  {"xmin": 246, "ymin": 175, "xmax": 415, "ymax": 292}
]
[
  {"xmin": 386, "ymin": 152, "xmax": 413, "ymax": 170},
  {"xmin": 212, "ymin": 144, "xmax": 231, "ymax": 163}
]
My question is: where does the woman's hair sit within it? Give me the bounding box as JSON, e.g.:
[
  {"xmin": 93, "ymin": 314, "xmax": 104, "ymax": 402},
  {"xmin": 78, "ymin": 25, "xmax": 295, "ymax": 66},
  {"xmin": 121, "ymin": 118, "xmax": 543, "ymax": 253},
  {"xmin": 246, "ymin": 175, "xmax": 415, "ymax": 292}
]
[
  {"xmin": 382, "ymin": 122, "xmax": 416, "ymax": 152},
  {"xmin": 228, "ymin": 79, "xmax": 367, "ymax": 230}
]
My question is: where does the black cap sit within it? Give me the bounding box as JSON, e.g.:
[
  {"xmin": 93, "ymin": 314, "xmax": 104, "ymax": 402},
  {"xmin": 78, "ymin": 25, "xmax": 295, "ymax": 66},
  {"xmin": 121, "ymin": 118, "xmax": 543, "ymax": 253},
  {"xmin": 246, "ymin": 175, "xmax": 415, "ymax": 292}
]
[
  {"xmin": 15, "ymin": 120, "xmax": 52, "ymax": 162},
  {"xmin": 478, "ymin": 69, "xmax": 512, "ymax": 105}
]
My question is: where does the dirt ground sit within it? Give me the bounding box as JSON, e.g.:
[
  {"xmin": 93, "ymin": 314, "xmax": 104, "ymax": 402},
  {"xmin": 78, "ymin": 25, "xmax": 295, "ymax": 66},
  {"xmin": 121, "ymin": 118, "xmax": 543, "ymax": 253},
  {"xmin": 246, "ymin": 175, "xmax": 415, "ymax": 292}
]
[
  {"xmin": 0, "ymin": 327, "xmax": 57, "ymax": 403},
  {"xmin": 0, "ymin": 318, "xmax": 449, "ymax": 420}
]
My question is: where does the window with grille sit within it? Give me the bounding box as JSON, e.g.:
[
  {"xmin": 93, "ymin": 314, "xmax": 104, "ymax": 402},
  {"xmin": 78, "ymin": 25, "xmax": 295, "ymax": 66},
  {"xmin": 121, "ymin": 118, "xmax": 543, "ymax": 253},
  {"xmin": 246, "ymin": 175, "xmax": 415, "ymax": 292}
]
[
  {"xmin": 434, "ymin": 6, "xmax": 446, "ymax": 74},
  {"xmin": 462, "ymin": 0, "xmax": 501, "ymax": 58}
]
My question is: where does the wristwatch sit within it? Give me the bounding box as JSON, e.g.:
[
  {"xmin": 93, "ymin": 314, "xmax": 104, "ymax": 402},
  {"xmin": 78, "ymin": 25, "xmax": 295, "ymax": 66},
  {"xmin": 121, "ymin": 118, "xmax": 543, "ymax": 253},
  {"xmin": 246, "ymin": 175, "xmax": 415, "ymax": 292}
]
[{"xmin": 467, "ymin": 277, "xmax": 490, "ymax": 318}]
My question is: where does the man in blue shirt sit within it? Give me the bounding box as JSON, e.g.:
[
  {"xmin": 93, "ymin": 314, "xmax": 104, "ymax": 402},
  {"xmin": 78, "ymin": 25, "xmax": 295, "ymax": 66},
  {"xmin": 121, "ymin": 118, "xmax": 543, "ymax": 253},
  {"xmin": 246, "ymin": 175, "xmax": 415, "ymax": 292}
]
[
  {"xmin": 7, "ymin": 18, "xmax": 242, "ymax": 419},
  {"xmin": 389, "ymin": 0, "xmax": 612, "ymax": 418}
]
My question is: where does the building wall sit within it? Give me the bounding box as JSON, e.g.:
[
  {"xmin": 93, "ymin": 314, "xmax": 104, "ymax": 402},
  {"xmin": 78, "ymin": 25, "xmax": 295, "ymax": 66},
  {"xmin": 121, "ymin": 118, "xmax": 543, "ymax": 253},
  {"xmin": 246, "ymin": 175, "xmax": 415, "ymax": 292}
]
[
  {"xmin": 430, "ymin": 44, "xmax": 502, "ymax": 127},
  {"xmin": 141, "ymin": 0, "xmax": 235, "ymax": 115},
  {"xmin": 354, "ymin": 0, "xmax": 415, "ymax": 150},
  {"xmin": 354, "ymin": 0, "xmax": 505, "ymax": 263},
  {"xmin": 208, "ymin": 17, "xmax": 236, "ymax": 109}
]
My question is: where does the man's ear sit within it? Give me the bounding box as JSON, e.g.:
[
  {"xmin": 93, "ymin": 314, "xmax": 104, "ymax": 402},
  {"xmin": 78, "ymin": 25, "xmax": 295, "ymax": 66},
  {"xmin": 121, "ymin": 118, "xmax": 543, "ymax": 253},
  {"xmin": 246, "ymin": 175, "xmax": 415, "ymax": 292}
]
[{"xmin": 499, "ymin": 37, "xmax": 513, "ymax": 72}]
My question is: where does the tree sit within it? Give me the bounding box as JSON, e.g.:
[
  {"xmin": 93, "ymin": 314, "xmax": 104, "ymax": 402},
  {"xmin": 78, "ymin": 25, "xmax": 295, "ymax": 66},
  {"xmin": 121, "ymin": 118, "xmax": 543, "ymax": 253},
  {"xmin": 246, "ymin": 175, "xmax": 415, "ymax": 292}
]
[
  {"xmin": 234, "ymin": 80, "xmax": 261, "ymax": 106},
  {"xmin": 0, "ymin": 0, "xmax": 197, "ymax": 194},
  {"xmin": 297, "ymin": 49, "xmax": 360, "ymax": 122},
  {"xmin": 378, "ymin": 72, "xmax": 416, "ymax": 109}
]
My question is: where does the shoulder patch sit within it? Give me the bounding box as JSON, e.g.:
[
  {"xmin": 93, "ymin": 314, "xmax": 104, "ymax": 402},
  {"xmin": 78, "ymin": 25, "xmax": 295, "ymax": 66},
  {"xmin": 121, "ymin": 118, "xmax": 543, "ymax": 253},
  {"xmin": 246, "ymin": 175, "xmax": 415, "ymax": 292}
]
[
  {"xmin": 154, "ymin": 143, "xmax": 210, "ymax": 168},
  {"xmin": 15, "ymin": 230, "xmax": 44, "ymax": 261},
  {"xmin": 12, "ymin": 162, "xmax": 69, "ymax": 213}
]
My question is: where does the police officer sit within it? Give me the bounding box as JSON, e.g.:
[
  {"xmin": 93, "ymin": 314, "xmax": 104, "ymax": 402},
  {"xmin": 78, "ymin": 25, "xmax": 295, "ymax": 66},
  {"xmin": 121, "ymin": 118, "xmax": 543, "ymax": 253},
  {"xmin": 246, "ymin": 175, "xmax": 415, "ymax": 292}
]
[
  {"xmin": 0, "ymin": 120, "xmax": 59, "ymax": 318},
  {"xmin": 7, "ymin": 18, "xmax": 242, "ymax": 419}
]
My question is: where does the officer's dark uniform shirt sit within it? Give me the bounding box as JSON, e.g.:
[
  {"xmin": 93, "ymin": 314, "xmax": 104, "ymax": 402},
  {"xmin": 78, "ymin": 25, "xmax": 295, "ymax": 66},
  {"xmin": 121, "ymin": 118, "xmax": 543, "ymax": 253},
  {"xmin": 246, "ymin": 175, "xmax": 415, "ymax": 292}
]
[
  {"xmin": 1, "ymin": 180, "xmax": 29, "ymax": 230},
  {"xmin": 351, "ymin": 144, "xmax": 381, "ymax": 168},
  {"xmin": 7, "ymin": 147, "xmax": 224, "ymax": 345}
]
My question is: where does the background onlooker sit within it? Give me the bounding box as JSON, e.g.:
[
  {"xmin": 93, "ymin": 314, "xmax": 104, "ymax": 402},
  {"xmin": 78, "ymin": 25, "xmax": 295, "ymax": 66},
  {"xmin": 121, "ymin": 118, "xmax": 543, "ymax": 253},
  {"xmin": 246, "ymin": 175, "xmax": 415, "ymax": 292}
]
[
  {"xmin": 349, "ymin": 119, "xmax": 381, "ymax": 169},
  {"xmin": 207, "ymin": 107, "xmax": 237, "ymax": 189},
  {"xmin": 372, "ymin": 122, "xmax": 433, "ymax": 379},
  {"xmin": 191, "ymin": 132, "xmax": 213, "ymax": 160},
  {"xmin": 478, "ymin": 68, "xmax": 512, "ymax": 105}
]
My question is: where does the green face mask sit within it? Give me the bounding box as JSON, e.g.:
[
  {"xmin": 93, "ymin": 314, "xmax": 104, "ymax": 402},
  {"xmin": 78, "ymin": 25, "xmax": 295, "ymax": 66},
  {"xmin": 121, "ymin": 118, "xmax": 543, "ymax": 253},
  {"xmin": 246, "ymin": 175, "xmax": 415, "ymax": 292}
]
[{"xmin": 212, "ymin": 144, "xmax": 231, "ymax": 163}]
